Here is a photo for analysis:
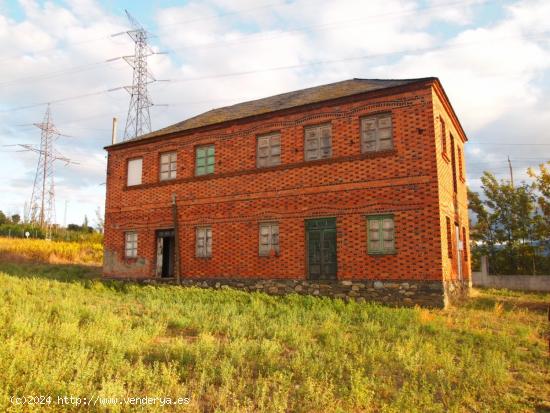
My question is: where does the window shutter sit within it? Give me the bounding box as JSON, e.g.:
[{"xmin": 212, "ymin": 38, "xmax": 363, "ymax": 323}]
[
  {"xmin": 440, "ymin": 117, "xmax": 447, "ymax": 153},
  {"xmin": 368, "ymin": 218, "xmax": 381, "ymax": 252},
  {"xmin": 361, "ymin": 114, "xmax": 393, "ymax": 153},
  {"xmin": 305, "ymin": 124, "xmax": 331, "ymax": 161},
  {"xmin": 196, "ymin": 227, "xmax": 212, "ymax": 257},
  {"xmin": 196, "ymin": 146, "xmax": 215, "ymax": 176},
  {"xmin": 206, "ymin": 228, "xmax": 212, "ymax": 256},
  {"xmin": 160, "ymin": 152, "xmax": 177, "ymax": 180},
  {"xmin": 382, "ymin": 217, "xmax": 394, "ymax": 250},
  {"xmin": 367, "ymin": 215, "xmax": 395, "ymax": 254},
  {"xmin": 259, "ymin": 223, "xmax": 279, "ymax": 255},
  {"xmin": 127, "ymin": 158, "xmax": 142, "ymax": 186},
  {"xmin": 125, "ymin": 232, "xmax": 138, "ymax": 257}
]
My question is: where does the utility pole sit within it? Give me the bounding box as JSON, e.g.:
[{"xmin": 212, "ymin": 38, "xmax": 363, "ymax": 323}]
[
  {"xmin": 171, "ymin": 193, "xmax": 181, "ymax": 284},
  {"xmin": 507, "ymin": 156, "xmax": 514, "ymax": 188}
]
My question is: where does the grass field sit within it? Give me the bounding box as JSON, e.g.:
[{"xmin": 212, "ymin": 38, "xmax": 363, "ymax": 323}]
[
  {"xmin": 0, "ymin": 261, "xmax": 548, "ymax": 412},
  {"xmin": 0, "ymin": 237, "xmax": 102, "ymax": 265}
]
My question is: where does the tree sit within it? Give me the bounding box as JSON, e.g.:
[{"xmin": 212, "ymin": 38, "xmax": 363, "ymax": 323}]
[
  {"xmin": 0, "ymin": 211, "xmax": 7, "ymax": 225},
  {"xmin": 67, "ymin": 224, "xmax": 81, "ymax": 231},
  {"xmin": 468, "ymin": 170, "xmax": 548, "ymax": 275},
  {"xmin": 528, "ymin": 162, "xmax": 550, "ymax": 242},
  {"xmin": 10, "ymin": 214, "xmax": 20, "ymax": 224}
]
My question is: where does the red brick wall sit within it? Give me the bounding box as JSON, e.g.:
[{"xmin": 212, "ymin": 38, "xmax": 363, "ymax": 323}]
[
  {"xmin": 104, "ymin": 81, "xmax": 464, "ymax": 282},
  {"xmin": 432, "ymin": 87, "xmax": 471, "ymax": 284}
]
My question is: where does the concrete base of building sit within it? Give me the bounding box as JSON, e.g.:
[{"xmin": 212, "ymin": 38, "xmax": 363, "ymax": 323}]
[{"xmin": 104, "ymin": 276, "xmax": 457, "ymax": 308}]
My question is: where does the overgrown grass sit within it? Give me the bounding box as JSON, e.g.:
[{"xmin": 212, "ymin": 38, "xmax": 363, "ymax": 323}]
[
  {"xmin": 0, "ymin": 261, "xmax": 548, "ymax": 412},
  {"xmin": 0, "ymin": 237, "xmax": 102, "ymax": 265}
]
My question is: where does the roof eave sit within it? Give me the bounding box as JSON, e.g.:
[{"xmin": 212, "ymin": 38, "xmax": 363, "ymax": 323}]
[{"xmin": 431, "ymin": 79, "xmax": 468, "ymax": 143}]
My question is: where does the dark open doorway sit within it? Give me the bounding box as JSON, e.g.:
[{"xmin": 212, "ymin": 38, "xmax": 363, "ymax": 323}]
[{"xmin": 156, "ymin": 229, "xmax": 175, "ymax": 278}]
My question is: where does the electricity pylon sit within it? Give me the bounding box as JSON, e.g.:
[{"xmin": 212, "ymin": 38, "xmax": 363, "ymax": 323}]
[
  {"xmin": 119, "ymin": 10, "xmax": 156, "ymax": 141},
  {"xmin": 13, "ymin": 105, "xmax": 75, "ymax": 238}
]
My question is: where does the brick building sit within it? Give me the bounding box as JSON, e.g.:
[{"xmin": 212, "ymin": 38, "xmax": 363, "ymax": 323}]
[{"xmin": 103, "ymin": 77, "xmax": 470, "ymax": 307}]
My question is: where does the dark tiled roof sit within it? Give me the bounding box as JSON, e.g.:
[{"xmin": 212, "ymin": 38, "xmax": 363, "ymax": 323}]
[{"xmin": 118, "ymin": 77, "xmax": 434, "ymax": 145}]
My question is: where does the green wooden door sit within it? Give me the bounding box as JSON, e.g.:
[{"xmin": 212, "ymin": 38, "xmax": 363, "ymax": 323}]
[{"xmin": 306, "ymin": 218, "xmax": 337, "ymax": 280}]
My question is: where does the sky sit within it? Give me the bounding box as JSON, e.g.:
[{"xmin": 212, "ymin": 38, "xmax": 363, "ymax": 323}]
[{"xmin": 0, "ymin": 0, "xmax": 549, "ymax": 227}]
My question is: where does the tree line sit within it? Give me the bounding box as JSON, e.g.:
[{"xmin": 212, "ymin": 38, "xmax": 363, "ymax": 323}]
[{"xmin": 0, "ymin": 213, "xmax": 102, "ymax": 243}]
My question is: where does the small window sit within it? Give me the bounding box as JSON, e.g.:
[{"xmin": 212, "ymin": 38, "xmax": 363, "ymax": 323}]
[
  {"xmin": 196, "ymin": 227, "xmax": 212, "ymax": 257},
  {"xmin": 457, "ymin": 147, "xmax": 464, "ymax": 180},
  {"xmin": 160, "ymin": 152, "xmax": 177, "ymax": 181},
  {"xmin": 450, "ymin": 134, "xmax": 458, "ymax": 193},
  {"xmin": 304, "ymin": 124, "xmax": 332, "ymax": 161},
  {"xmin": 462, "ymin": 226, "xmax": 468, "ymax": 262},
  {"xmin": 367, "ymin": 215, "xmax": 395, "ymax": 254},
  {"xmin": 440, "ymin": 117, "xmax": 447, "ymax": 154},
  {"xmin": 125, "ymin": 231, "xmax": 138, "ymax": 258},
  {"xmin": 259, "ymin": 222, "xmax": 279, "ymax": 256},
  {"xmin": 195, "ymin": 145, "xmax": 215, "ymax": 176},
  {"xmin": 257, "ymin": 132, "xmax": 281, "ymax": 168},
  {"xmin": 127, "ymin": 158, "xmax": 142, "ymax": 186},
  {"xmin": 446, "ymin": 217, "xmax": 453, "ymax": 258},
  {"xmin": 361, "ymin": 113, "xmax": 393, "ymax": 152}
]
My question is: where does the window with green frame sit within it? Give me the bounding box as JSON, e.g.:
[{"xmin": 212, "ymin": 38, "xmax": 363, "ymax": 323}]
[
  {"xmin": 195, "ymin": 145, "xmax": 215, "ymax": 176},
  {"xmin": 367, "ymin": 215, "xmax": 395, "ymax": 254}
]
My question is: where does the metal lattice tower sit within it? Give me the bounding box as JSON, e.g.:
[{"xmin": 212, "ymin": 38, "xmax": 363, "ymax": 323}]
[
  {"xmin": 122, "ymin": 10, "xmax": 155, "ymax": 141},
  {"xmin": 29, "ymin": 105, "xmax": 57, "ymax": 235},
  {"xmin": 17, "ymin": 105, "xmax": 75, "ymax": 238}
]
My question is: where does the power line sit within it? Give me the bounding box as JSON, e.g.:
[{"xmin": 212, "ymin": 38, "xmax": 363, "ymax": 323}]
[
  {"xmin": 159, "ymin": 0, "xmax": 494, "ymax": 55},
  {"xmin": 0, "ymin": 0, "xmax": 491, "ymax": 65},
  {"xmin": 0, "ymin": 58, "xmax": 125, "ymax": 88},
  {"xmin": 0, "ymin": 0, "xmax": 291, "ymax": 63},
  {"xmin": 471, "ymin": 142, "xmax": 550, "ymax": 146},
  {"xmin": 0, "ymin": 87, "xmax": 124, "ymax": 113},
  {"xmin": 162, "ymin": 31, "xmax": 550, "ymax": 85},
  {"xmin": 0, "ymin": 31, "xmax": 547, "ymax": 116}
]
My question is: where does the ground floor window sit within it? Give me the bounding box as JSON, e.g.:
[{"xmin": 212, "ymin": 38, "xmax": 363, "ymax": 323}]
[
  {"xmin": 125, "ymin": 231, "xmax": 138, "ymax": 258},
  {"xmin": 446, "ymin": 217, "xmax": 453, "ymax": 258},
  {"xmin": 367, "ymin": 215, "xmax": 395, "ymax": 254},
  {"xmin": 259, "ymin": 222, "xmax": 279, "ymax": 256},
  {"xmin": 196, "ymin": 227, "xmax": 212, "ymax": 257}
]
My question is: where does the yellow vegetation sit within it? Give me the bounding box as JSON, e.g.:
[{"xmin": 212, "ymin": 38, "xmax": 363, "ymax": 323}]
[{"xmin": 0, "ymin": 237, "xmax": 102, "ymax": 265}]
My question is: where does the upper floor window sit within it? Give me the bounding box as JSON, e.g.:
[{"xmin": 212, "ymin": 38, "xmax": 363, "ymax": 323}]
[
  {"xmin": 125, "ymin": 231, "xmax": 138, "ymax": 258},
  {"xmin": 457, "ymin": 146, "xmax": 464, "ymax": 181},
  {"xmin": 195, "ymin": 145, "xmax": 215, "ymax": 176},
  {"xmin": 259, "ymin": 222, "xmax": 279, "ymax": 256},
  {"xmin": 440, "ymin": 116, "xmax": 447, "ymax": 155},
  {"xmin": 304, "ymin": 124, "xmax": 332, "ymax": 161},
  {"xmin": 160, "ymin": 152, "xmax": 177, "ymax": 181},
  {"xmin": 361, "ymin": 113, "xmax": 393, "ymax": 152},
  {"xmin": 367, "ymin": 215, "xmax": 395, "ymax": 254},
  {"xmin": 257, "ymin": 132, "xmax": 281, "ymax": 168},
  {"xmin": 196, "ymin": 226, "xmax": 212, "ymax": 257},
  {"xmin": 127, "ymin": 158, "xmax": 142, "ymax": 186},
  {"xmin": 450, "ymin": 134, "xmax": 458, "ymax": 193}
]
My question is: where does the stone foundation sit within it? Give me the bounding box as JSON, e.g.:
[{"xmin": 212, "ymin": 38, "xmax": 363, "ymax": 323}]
[
  {"xmin": 111, "ymin": 277, "xmax": 449, "ymax": 308},
  {"xmin": 443, "ymin": 279, "xmax": 470, "ymax": 306}
]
